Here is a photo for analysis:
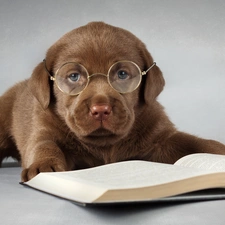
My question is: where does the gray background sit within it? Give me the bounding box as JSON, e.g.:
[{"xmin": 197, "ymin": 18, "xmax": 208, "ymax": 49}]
[{"xmin": 0, "ymin": 0, "xmax": 224, "ymax": 144}]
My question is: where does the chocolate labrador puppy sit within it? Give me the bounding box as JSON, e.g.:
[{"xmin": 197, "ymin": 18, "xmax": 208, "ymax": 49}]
[{"xmin": 1, "ymin": 22, "xmax": 225, "ymax": 181}]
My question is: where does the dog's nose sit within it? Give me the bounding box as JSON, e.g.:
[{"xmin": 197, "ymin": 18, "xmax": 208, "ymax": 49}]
[{"xmin": 90, "ymin": 104, "xmax": 112, "ymax": 120}]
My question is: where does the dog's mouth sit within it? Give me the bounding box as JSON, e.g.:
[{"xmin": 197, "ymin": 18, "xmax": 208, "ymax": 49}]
[
  {"xmin": 80, "ymin": 128, "xmax": 122, "ymax": 146},
  {"xmin": 88, "ymin": 128, "xmax": 116, "ymax": 137}
]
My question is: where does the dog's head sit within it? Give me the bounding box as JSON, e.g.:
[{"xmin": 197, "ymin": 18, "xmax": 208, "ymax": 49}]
[{"xmin": 29, "ymin": 22, "xmax": 165, "ymax": 146}]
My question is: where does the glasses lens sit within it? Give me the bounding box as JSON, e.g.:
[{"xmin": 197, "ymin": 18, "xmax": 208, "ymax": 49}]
[
  {"xmin": 55, "ymin": 63, "xmax": 88, "ymax": 95},
  {"xmin": 108, "ymin": 61, "xmax": 142, "ymax": 93}
]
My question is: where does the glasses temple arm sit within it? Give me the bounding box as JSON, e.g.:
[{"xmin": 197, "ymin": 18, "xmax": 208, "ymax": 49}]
[
  {"xmin": 43, "ymin": 59, "xmax": 55, "ymax": 80},
  {"xmin": 141, "ymin": 62, "xmax": 156, "ymax": 75}
]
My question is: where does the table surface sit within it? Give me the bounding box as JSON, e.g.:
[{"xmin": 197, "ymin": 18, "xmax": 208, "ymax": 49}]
[{"xmin": 1, "ymin": 166, "xmax": 225, "ymax": 225}]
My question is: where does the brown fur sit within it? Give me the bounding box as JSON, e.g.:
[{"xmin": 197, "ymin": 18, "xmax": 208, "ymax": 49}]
[{"xmin": 0, "ymin": 22, "xmax": 225, "ymax": 182}]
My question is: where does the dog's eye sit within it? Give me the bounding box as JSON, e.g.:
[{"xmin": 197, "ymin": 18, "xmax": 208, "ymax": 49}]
[
  {"xmin": 117, "ymin": 70, "xmax": 129, "ymax": 80},
  {"xmin": 68, "ymin": 73, "xmax": 80, "ymax": 82}
]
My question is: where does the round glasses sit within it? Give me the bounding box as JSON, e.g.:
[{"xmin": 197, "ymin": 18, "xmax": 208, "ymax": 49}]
[{"xmin": 44, "ymin": 60, "xmax": 156, "ymax": 95}]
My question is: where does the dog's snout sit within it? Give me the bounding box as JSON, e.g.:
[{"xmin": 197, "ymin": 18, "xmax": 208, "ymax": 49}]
[{"xmin": 90, "ymin": 104, "xmax": 112, "ymax": 121}]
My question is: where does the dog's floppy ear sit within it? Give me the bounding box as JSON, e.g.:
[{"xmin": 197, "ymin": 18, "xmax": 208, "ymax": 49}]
[
  {"xmin": 144, "ymin": 64, "xmax": 165, "ymax": 104},
  {"xmin": 28, "ymin": 61, "xmax": 51, "ymax": 109},
  {"xmin": 141, "ymin": 46, "xmax": 165, "ymax": 104}
]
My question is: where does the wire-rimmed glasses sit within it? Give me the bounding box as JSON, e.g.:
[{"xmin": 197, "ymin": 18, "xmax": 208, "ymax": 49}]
[{"xmin": 44, "ymin": 60, "xmax": 156, "ymax": 95}]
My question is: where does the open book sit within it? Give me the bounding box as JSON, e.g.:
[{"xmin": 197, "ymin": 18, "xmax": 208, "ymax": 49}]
[{"xmin": 22, "ymin": 153, "xmax": 225, "ymax": 205}]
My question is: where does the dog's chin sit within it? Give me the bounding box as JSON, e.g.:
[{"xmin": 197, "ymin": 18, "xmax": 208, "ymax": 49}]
[{"xmin": 79, "ymin": 128, "xmax": 125, "ymax": 146}]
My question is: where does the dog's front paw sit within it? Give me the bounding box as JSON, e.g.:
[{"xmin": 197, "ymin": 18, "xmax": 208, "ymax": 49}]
[{"xmin": 21, "ymin": 159, "xmax": 66, "ymax": 182}]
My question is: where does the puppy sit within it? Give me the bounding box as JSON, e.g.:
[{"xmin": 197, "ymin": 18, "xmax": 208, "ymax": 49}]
[{"xmin": 0, "ymin": 22, "xmax": 225, "ymax": 182}]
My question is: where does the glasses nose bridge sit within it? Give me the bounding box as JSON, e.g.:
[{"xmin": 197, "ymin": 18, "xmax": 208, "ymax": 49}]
[
  {"xmin": 86, "ymin": 73, "xmax": 113, "ymax": 92},
  {"xmin": 87, "ymin": 73, "xmax": 117, "ymax": 92},
  {"xmin": 88, "ymin": 73, "xmax": 108, "ymax": 79}
]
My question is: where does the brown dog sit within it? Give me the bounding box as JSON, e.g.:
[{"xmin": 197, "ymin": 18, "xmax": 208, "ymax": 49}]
[{"xmin": 0, "ymin": 22, "xmax": 225, "ymax": 181}]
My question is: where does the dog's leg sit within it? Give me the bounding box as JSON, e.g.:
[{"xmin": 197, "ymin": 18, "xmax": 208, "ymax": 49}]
[
  {"xmin": 20, "ymin": 140, "xmax": 68, "ymax": 182},
  {"xmin": 0, "ymin": 134, "xmax": 20, "ymax": 166},
  {"xmin": 161, "ymin": 132, "xmax": 225, "ymax": 163},
  {"xmin": 0, "ymin": 91, "xmax": 21, "ymax": 165}
]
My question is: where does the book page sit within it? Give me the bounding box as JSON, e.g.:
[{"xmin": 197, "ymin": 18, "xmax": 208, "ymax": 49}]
[
  {"xmin": 42, "ymin": 160, "xmax": 220, "ymax": 190},
  {"xmin": 174, "ymin": 153, "xmax": 225, "ymax": 171}
]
